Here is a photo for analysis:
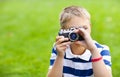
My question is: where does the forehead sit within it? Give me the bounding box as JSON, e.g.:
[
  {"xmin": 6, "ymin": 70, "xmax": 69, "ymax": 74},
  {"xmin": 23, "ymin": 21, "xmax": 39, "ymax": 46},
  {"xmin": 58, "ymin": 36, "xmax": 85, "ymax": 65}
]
[{"xmin": 64, "ymin": 16, "xmax": 90, "ymax": 29}]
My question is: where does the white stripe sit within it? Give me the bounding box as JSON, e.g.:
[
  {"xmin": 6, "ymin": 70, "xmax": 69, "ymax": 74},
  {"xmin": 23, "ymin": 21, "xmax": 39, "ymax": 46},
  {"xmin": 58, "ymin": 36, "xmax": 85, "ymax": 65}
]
[
  {"xmin": 50, "ymin": 53, "xmax": 57, "ymax": 60},
  {"xmin": 106, "ymin": 65, "xmax": 111, "ymax": 70},
  {"xmin": 49, "ymin": 66, "xmax": 52, "ymax": 69},
  {"xmin": 64, "ymin": 59, "xmax": 92, "ymax": 70},
  {"xmin": 63, "ymin": 73, "xmax": 93, "ymax": 77},
  {"xmin": 102, "ymin": 45, "xmax": 109, "ymax": 50},
  {"xmin": 53, "ymin": 44, "xmax": 56, "ymax": 50},
  {"xmin": 63, "ymin": 73, "xmax": 77, "ymax": 77},
  {"xmin": 97, "ymin": 48, "xmax": 103, "ymax": 53},
  {"xmin": 103, "ymin": 56, "xmax": 111, "ymax": 62}
]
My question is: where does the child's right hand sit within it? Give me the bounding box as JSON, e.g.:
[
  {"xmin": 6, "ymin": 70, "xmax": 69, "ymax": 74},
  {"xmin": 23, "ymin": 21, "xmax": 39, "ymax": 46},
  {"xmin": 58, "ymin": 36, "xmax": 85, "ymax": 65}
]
[{"xmin": 55, "ymin": 36, "xmax": 71, "ymax": 58}]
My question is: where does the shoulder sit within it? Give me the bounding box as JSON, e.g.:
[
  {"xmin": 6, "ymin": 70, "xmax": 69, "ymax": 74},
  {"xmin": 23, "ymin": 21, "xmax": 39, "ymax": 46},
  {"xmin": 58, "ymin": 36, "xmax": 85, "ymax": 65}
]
[
  {"xmin": 94, "ymin": 40, "xmax": 109, "ymax": 50},
  {"xmin": 94, "ymin": 40, "xmax": 110, "ymax": 56},
  {"xmin": 94, "ymin": 41, "xmax": 112, "ymax": 69}
]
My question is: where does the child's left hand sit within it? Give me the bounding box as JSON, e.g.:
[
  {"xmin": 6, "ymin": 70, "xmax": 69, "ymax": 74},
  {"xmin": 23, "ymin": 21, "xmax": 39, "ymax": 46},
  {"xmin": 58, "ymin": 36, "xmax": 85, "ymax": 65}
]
[{"xmin": 75, "ymin": 28, "xmax": 97, "ymax": 52}]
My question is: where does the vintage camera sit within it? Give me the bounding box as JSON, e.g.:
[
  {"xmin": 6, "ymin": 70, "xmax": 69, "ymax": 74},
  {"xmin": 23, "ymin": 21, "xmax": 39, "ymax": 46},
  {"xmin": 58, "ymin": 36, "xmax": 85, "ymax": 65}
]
[{"xmin": 58, "ymin": 28, "xmax": 84, "ymax": 42}]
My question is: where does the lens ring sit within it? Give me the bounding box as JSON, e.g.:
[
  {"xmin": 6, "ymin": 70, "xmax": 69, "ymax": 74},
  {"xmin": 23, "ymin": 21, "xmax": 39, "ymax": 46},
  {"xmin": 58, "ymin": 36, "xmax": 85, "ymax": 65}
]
[{"xmin": 68, "ymin": 32, "xmax": 79, "ymax": 42}]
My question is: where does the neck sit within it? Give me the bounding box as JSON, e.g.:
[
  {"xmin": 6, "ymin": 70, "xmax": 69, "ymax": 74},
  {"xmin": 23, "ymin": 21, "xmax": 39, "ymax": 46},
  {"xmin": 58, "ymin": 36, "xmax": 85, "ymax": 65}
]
[{"xmin": 70, "ymin": 44, "xmax": 86, "ymax": 55}]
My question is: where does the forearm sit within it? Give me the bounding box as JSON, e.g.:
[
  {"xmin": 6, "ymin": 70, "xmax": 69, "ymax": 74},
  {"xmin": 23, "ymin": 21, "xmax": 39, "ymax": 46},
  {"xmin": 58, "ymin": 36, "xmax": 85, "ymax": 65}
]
[
  {"xmin": 47, "ymin": 56, "xmax": 64, "ymax": 77},
  {"xmin": 91, "ymin": 47, "xmax": 112, "ymax": 77}
]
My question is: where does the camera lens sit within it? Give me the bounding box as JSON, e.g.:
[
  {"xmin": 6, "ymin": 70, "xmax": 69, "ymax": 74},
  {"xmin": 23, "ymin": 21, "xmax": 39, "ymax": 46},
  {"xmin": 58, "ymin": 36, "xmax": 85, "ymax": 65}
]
[{"xmin": 69, "ymin": 32, "xmax": 79, "ymax": 42}]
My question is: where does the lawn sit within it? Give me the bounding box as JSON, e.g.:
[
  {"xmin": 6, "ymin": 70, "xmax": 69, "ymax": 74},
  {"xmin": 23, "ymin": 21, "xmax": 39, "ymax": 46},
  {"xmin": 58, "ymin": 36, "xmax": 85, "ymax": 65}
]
[{"xmin": 0, "ymin": 0, "xmax": 120, "ymax": 77}]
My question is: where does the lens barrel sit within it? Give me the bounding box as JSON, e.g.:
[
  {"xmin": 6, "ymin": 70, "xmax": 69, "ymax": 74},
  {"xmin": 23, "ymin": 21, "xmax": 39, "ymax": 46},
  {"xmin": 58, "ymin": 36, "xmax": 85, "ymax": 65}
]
[{"xmin": 68, "ymin": 32, "xmax": 79, "ymax": 42}]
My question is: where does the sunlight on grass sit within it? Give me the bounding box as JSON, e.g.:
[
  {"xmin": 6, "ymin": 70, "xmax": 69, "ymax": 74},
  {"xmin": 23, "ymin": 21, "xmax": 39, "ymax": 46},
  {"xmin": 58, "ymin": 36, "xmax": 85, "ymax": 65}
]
[{"xmin": 0, "ymin": 0, "xmax": 120, "ymax": 77}]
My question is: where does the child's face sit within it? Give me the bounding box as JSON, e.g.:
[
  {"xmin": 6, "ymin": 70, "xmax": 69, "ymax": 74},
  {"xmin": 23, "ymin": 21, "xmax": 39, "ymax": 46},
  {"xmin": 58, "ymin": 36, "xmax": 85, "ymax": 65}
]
[{"xmin": 64, "ymin": 16, "xmax": 91, "ymax": 34}]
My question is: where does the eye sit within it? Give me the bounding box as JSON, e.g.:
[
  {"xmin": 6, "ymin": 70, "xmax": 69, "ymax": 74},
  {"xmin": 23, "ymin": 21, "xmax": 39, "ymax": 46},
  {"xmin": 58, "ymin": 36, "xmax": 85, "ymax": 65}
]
[{"xmin": 83, "ymin": 25, "xmax": 88, "ymax": 30}]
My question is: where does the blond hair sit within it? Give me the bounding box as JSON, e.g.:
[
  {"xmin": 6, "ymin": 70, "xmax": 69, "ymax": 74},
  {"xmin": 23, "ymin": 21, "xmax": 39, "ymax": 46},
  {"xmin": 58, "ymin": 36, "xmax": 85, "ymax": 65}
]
[{"xmin": 59, "ymin": 6, "xmax": 91, "ymax": 28}]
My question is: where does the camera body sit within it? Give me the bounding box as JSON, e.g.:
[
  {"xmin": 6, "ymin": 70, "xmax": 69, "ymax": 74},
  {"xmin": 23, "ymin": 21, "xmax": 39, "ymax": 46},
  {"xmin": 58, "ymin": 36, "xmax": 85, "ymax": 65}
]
[{"xmin": 58, "ymin": 28, "xmax": 84, "ymax": 42}]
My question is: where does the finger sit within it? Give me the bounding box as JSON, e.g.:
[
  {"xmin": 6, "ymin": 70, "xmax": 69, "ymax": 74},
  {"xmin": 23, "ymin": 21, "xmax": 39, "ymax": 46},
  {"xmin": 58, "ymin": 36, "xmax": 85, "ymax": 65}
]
[
  {"xmin": 56, "ymin": 41, "xmax": 71, "ymax": 50},
  {"xmin": 74, "ymin": 28, "xmax": 86, "ymax": 37},
  {"xmin": 56, "ymin": 38, "xmax": 69, "ymax": 45},
  {"xmin": 56, "ymin": 36, "xmax": 64, "ymax": 42},
  {"xmin": 60, "ymin": 41, "xmax": 71, "ymax": 46},
  {"xmin": 58, "ymin": 42, "xmax": 71, "ymax": 49},
  {"xmin": 56, "ymin": 46, "xmax": 68, "ymax": 51}
]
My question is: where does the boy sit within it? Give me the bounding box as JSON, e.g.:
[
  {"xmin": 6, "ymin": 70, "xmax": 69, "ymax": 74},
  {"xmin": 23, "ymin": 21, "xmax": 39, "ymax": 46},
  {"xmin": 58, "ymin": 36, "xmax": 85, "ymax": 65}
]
[{"xmin": 47, "ymin": 6, "xmax": 112, "ymax": 77}]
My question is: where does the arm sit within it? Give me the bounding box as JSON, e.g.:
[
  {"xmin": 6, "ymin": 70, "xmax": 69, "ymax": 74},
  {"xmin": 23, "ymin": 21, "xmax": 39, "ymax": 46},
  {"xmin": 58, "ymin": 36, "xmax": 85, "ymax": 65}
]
[
  {"xmin": 90, "ymin": 46, "xmax": 112, "ymax": 77},
  {"xmin": 47, "ymin": 36, "xmax": 71, "ymax": 77},
  {"xmin": 76, "ymin": 28, "xmax": 112, "ymax": 77},
  {"xmin": 47, "ymin": 55, "xmax": 64, "ymax": 77}
]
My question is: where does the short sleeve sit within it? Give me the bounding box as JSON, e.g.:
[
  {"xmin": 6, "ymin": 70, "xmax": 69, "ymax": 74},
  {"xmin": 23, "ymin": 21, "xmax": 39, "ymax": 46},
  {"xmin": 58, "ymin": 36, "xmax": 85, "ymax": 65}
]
[
  {"xmin": 100, "ymin": 45, "xmax": 112, "ymax": 70},
  {"xmin": 48, "ymin": 45, "xmax": 57, "ymax": 69}
]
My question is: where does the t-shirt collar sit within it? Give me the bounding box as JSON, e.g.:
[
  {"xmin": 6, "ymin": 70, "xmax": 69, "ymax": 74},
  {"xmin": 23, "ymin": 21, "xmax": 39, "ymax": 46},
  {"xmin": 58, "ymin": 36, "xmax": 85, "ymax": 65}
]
[{"xmin": 65, "ymin": 46, "xmax": 91, "ymax": 61}]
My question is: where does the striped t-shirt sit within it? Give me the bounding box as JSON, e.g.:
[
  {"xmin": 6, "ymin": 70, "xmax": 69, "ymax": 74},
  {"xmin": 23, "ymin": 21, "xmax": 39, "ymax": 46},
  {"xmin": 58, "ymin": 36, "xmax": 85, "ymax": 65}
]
[{"xmin": 49, "ymin": 41, "xmax": 112, "ymax": 77}]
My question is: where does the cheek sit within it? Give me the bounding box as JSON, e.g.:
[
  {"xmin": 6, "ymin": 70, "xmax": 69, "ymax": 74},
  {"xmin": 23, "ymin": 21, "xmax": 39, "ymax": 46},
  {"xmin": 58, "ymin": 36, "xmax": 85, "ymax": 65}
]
[
  {"xmin": 86, "ymin": 28, "xmax": 91, "ymax": 34},
  {"xmin": 87, "ymin": 30, "xmax": 91, "ymax": 34}
]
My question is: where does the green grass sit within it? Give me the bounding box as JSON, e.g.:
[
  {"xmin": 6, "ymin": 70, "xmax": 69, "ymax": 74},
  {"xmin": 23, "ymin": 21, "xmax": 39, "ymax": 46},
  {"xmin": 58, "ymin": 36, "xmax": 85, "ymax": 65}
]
[{"xmin": 0, "ymin": 0, "xmax": 120, "ymax": 77}]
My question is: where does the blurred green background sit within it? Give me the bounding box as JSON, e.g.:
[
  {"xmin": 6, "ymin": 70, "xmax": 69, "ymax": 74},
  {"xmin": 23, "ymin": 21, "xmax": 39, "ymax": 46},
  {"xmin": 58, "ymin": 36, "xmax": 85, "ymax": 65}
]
[{"xmin": 0, "ymin": 0, "xmax": 120, "ymax": 77}]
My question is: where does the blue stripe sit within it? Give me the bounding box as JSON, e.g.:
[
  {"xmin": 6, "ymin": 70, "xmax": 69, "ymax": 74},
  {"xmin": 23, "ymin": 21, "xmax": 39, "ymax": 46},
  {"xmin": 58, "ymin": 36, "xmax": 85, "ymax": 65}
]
[
  {"xmin": 64, "ymin": 56, "xmax": 91, "ymax": 63},
  {"xmin": 63, "ymin": 66, "xmax": 93, "ymax": 76},
  {"xmin": 100, "ymin": 50, "xmax": 110, "ymax": 56},
  {"xmin": 52, "ymin": 48, "xmax": 57, "ymax": 55},
  {"xmin": 103, "ymin": 59, "xmax": 111, "ymax": 66},
  {"xmin": 50, "ymin": 60, "xmax": 55, "ymax": 65},
  {"xmin": 95, "ymin": 43, "xmax": 103, "ymax": 48}
]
